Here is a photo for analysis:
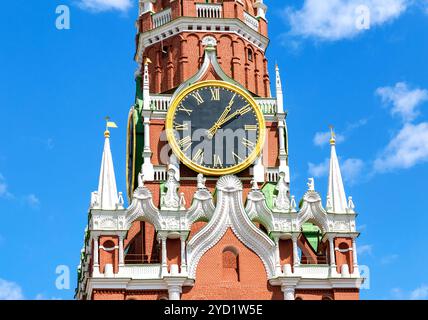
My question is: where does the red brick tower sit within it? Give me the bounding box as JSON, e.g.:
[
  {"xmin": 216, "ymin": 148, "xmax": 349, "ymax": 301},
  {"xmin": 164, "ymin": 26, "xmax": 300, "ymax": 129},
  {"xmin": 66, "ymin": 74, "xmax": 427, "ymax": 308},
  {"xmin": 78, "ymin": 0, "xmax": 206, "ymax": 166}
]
[{"xmin": 76, "ymin": 0, "xmax": 364, "ymax": 300}]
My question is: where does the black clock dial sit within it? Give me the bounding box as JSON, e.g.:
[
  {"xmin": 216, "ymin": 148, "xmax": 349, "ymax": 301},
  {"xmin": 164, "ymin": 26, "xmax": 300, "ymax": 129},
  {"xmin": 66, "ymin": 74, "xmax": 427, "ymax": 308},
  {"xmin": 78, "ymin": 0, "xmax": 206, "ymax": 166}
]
[{"xmin": 171, "ymin": 85, "xmax": 261, "ymax": 171}]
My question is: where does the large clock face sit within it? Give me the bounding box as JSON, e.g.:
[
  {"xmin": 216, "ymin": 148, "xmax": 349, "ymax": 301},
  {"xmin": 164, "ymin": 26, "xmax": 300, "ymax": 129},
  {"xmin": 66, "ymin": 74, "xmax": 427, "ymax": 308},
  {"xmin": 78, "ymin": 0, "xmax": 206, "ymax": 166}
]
[{"xmin": 166, "ymin": 81, "xmax": 265, "ymax": 176}]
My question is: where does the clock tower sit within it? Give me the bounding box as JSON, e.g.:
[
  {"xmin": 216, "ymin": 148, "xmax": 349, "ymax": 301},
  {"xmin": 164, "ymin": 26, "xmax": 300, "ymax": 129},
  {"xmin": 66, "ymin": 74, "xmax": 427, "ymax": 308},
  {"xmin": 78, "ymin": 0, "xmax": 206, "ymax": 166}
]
[{"xmin": 76, "ymin": 0, "xmax": 364, "ymax": 300}]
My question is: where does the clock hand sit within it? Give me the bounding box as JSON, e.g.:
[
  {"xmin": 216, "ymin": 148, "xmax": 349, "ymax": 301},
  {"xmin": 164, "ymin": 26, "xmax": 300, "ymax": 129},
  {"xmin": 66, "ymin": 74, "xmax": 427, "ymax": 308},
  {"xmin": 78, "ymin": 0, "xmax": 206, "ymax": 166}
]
[
  {"xmin": 214, "ymin": 104, "xmax": 252, "ymax": 129},
  {"xmin": 207, "ymin": 93, "xmax": 236, "ymax": 138}
]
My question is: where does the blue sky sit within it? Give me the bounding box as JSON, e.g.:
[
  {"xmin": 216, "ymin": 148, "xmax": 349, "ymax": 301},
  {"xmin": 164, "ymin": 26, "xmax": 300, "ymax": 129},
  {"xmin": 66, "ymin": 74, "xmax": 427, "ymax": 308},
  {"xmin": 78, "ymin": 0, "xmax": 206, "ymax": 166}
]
[{"xmin": 0, "ymin": 0, "xmax": 427, "ymax": 300}]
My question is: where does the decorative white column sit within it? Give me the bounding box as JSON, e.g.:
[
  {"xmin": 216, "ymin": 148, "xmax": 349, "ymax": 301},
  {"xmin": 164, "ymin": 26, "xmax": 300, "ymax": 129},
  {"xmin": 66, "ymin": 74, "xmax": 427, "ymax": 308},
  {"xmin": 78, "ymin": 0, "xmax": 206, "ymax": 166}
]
[
  {"xmin": 141, "ymin": 59, "xmax": 154, "ymax": 181},
  {"xmin": 93, "ymin": 237, "xmax": 100, "ymax": 275},
  {"xmin": 292, "ymin": 234, "xmax": 300, "ymax": 267},
  {"xmin": 168, "ymin": 285, "xmax": 182, "ymax": 301},
  {"xmin": 180, "ymin": 234, "xmax": 187, "ymax": 274},
  {"xmin": 281, "ymin": 285, "xmax": 295, "ymax": 301},
  {"xmin": 352, "ymin": 237, "xmax": 359, "ymax": 276},
  {"xmin": 160, "ymin": 235, "xmax": 168, "ymax": 275},
  {"xmin": 118, "ymin": 235, "xmax": 124, "ymax": 268},
  {"xmin": 274, "ymin": 236, "xmax": 282, "ymax": 275},
  {"xmin": 253, "ymin": 154, "xmax": 265, "ymax": 183},
  {"xmin": 277, "ymin": 115, "xmax": 289, "ymax": 176},
  {"xmin": 329, "ymin": 235, "xmax": 338, "ymax": 276}
]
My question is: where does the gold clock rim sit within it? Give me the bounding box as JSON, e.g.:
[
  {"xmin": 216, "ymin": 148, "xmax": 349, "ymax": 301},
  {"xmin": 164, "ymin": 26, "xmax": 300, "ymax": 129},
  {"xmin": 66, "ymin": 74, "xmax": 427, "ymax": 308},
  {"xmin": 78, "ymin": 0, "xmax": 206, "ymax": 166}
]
[{"xmin": 166, "ymin": 80, "xmax": 266, "ymax": 176}]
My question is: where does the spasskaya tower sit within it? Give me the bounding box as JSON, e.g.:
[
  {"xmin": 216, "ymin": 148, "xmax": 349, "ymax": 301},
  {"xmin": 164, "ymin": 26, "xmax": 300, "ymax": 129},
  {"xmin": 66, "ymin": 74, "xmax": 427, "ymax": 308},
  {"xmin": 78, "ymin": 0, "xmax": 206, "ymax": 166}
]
[{"xmin": 76, "ymin": 0, "xmax": 364, "ymax": 300}]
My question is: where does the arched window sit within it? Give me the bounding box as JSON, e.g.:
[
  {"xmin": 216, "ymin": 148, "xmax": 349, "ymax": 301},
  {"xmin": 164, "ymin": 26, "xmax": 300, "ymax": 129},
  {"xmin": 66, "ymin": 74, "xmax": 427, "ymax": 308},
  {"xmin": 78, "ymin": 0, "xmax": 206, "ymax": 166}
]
[
  {"xmin": 247, "ymin": 48, "xmax": 253, "ymax": 62},
  {"xmin": 222, "ymin": 247, "xmax": 240, "ymax": 281}
]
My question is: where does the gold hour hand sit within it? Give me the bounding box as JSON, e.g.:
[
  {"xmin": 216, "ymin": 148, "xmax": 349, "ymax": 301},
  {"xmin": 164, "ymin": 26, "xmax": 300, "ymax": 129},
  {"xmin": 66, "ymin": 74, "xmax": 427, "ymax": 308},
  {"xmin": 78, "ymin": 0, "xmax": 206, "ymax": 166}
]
[
  {"xmin": 207, "ymin": 93, "xmax": 236, "ymax": 138},
  {"xmin": 215, "ymin": 104, "xmax": 251, "ymax": 128}
]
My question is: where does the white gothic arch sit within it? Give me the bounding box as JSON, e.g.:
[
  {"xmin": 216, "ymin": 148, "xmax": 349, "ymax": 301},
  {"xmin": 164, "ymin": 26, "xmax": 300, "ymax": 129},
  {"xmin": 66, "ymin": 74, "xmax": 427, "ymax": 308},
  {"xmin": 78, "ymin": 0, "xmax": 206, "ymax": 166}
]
[{"xmin": 186, "ymin": 175, "xmax": 276, "ymax": 279}]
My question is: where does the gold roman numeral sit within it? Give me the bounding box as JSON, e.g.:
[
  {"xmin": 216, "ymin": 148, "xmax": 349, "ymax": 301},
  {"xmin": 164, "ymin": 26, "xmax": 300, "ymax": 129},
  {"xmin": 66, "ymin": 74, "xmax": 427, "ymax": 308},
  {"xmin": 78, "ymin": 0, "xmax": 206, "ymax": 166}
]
[
  {"xmin": 245, "ymin": 125, "xmax": 257, "ymax": 131},
  {"xmin": 178, "ymin": 105, "xmax": 192, "ymax": 116},
  {"xmin": 210, "ymin": 88, "xmax": 220, "ymax": 101},
  {"xmin": 192, "ymin": 149, "xmax": 204, "ymax": 164},
  {"xmin": 191, "ymin": 92, "xmax": 204, "ymax": 105},
  {"xmin": 174, "ymin": 122, "xmax": 189, "ymax": 131},
  {"xmin": 232, "ymin": 152, "xmax": 243, "ymax": 164},
  {"xmin": 178, "ymin": 136, "xmax": 192, "ymax": 152},
  {"xmin": 242, "ymin": 138, "xmax": 255, "ymax": 151},
  {"xmin": 214, "ymin": 154, "xmax": 223, "ymax": 168}
]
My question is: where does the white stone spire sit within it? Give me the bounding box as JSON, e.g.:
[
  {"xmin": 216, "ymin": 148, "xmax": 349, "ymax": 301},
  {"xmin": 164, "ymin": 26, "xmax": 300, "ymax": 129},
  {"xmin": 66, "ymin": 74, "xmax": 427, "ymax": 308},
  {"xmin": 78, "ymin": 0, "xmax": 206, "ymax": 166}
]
[
  {"xmin": 254, "ymin": 0, "xmax": 268, "ymax": 19},
  {"xmin": 96, "ymin": 127, "xmax": 119, "ymax": 210},
  {"xmin": 327, "ymin": 127, "xmax": 348, "ymax": 213},
  {"xmin": 141, "ymin": 57, "xmax": 155, "ymax": 181},
  {"xmin": 143, "ymin": 58, "xmax": 151, "ymax": 111},
  {"xmin": 275, "ymin": 64, "xmax": 284, "ymax": 114}
]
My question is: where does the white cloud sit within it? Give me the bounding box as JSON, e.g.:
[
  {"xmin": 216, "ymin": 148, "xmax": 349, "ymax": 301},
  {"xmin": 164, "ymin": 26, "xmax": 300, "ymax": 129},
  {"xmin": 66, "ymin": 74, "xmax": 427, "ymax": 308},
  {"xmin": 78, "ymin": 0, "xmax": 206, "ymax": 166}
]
[
  {"xmin": 341, "ymin": 158, "xmax": 364, "ymax": 183},
  {"xmin": 313, "ymin": 131, "xmax": 345, "ymax": 147},
  {"xmin": 391, "ymin": 284, "xmax": 428, "ymax": 300},
  {"xmin": 25, "ymin": 194, "xmax": 40, "ymax": 209},
  {"xmin": 308, "ymin": 159, "xmax": 330, "ymax": 178},
  {"xmin": 410, "ymin": 284, "xmax": 428, "ymax": 300},
  {"xmin": 374, "ymin": 122, "xmax": 428, "ymax": 172},
  {"xmin": 284, "ymin": 0, "xmax": 409, "ymax": 41},
  {"xmin": 78, "ymin": 0, "xmax": 133, "ymax": 12},
  {"xmin": 357, "ymin": 244, "xmax": 373, "ymax": 256},
  {"xmin": 308, "ymin": 157, "xmax": 364, "ymax": 183},
  {"xmin": 380, "ymin": 253, "xmax": 399, "ymax": 265},
  {"xmin": 0, "ymin": 174, "xmax": 13, "ymax": 199},
  {"xmin": 376, "ymin": 82, "xmax": 428, "ymax": 122},
  {"xmin": 0, "ymin": 279, "xmax": 24, "ymax": 300}
]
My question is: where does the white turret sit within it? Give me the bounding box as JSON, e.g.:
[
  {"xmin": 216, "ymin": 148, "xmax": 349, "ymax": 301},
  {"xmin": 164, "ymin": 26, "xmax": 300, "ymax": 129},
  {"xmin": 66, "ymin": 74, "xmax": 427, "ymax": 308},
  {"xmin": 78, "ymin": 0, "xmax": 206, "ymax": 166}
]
[
  {"xmin": 95, "ymin": 127, "xmax": 119, "ymax": 210},
  {"xmin": 143, "ymin": 58, "xmax": 151, "ymax": 111},
  {"xmin": 275, "ymin": 64, "xmax": 284, "ymax": 114},
  {"xmin": 139, "ymin": 0, "xmax": 155, "ymax": 16},
  {"xmin": 254, "ymin": 0, "xmax": 268, "ymax": 19},
  {"xmin": 327, "ymin": 127, "xmax": 348, "ymax": 213},
  {"xmin": 141, "ymin": 58, "xmax": 155, "ymax": 181}
]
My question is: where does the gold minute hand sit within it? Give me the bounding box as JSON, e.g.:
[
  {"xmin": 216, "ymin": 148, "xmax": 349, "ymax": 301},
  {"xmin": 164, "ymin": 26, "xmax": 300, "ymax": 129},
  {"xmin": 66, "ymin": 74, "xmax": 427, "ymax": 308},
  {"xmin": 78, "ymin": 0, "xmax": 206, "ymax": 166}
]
[{"xmin": 207, "ymin": 93, "xmax": 236, "ymax": 137}]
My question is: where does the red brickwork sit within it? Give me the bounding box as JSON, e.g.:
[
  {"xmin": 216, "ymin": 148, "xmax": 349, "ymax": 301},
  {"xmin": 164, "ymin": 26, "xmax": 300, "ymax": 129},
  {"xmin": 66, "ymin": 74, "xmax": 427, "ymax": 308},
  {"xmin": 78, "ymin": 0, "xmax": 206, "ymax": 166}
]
[{"xmin": 181, "ymin": 228, "xmax": 283, "ymax": 300}]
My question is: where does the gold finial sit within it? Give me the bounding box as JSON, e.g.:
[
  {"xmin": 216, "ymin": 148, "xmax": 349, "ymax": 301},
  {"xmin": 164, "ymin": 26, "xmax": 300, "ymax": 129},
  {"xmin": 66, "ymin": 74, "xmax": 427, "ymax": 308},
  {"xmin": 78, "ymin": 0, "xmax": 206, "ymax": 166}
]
[
  {"xmin": 104, "ymin": 116, "xmax": 118, "ymax": 138},
  {"xmin": 329, "ymin": 125, "xmax": 336, "ymax": 145},
  {"xmin": 104, "ymin": 116, "xmax": 111, "ymax": 138},
  {"xmin": 144, "ymin": 57, "xmax": 152, "ymax": 65}
]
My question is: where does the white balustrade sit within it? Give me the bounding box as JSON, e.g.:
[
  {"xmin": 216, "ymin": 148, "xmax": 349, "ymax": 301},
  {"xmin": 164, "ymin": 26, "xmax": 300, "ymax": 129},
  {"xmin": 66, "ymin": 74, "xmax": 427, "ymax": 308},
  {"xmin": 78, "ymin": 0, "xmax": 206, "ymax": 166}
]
[
  {"xmin": 196, "ymin": 3, "xmax": 222, "ymax": 19},
  {"xmin": 267, "ymin": 168, "xmax": 279, "ymax": 183},
  {"xmin": 244, "ymin": 11, "xmax": 259, "ymax": 31},
  {"xmin": 293, "ymin": 265, "xmax": 330, "ymax": 278},
  {"xmin": 151, "ymin": 95, "xmax": 170, "ymax": 111},
  {"xmin": 153, "ymin": 8, "xmax": 172, "ymax": 29},
  {"xmin": 257, "ymin": 98, "xmax": 277, "ymax": 115},
  {"xmin": 118, "ymin": 265, "xmax": 162, "ymax": 279},
  {"xmin": 154, "ymin": 166, "xmax": 167, "ymax": 181}
]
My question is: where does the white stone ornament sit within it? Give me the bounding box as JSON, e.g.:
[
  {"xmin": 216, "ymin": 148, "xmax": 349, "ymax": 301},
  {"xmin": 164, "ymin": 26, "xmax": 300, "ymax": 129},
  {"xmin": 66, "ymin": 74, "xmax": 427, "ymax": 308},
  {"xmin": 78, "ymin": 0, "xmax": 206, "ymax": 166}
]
[
  {"xmin": 273, "ymin": 172, "xmax": 290, "ymax": 212},
  {"xmin": 307, "ymin": 177, "xmax": 315, "ymax": 191},
  {"xmin": 161, "ymin": 168, "xmax": 180, "ymax": 210},
  {"xmin": 202, "ymin": 36, "xmax": 217, "ymax": 47},
  {"xmin": 197, "ymin": 174, "xmax": 207, "ymax": 190},
  {"xmin": 138, "ymin": 171, "xmax": 145, "ymax": 188},
  {"xmin": 117, "ymin": 192, "xmax": 124, "ymax": 209},
  {"xmin": 179, "ymin": 192, "xmax": 186, "ymax": 210},
  {"xmin": 347, "ymin": 196, "xmax": 356, "ymax": 213},
  {"xmin": 290, "ymin": 195, "xmax": 297, "ymax": 211},
  {"xmin": 251, "ymin": 179, "xmax": 259, "ymax": 190}
]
